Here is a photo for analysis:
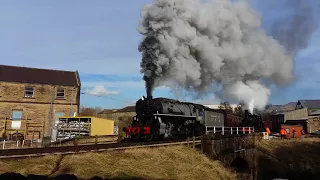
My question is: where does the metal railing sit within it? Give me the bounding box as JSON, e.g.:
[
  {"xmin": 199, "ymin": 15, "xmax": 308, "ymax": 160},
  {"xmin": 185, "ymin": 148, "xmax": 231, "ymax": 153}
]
[{"xmin": 205, "ymin": 126, "xmax": 255, "ymax": 135}]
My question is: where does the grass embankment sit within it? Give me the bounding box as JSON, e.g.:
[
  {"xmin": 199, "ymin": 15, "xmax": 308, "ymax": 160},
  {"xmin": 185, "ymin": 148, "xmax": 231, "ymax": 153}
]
[
  {"xmin": 256, "ymin": 137, "xmax": 320, "ymax": 180},
  {"xmin": 0, "ymin": 146, "xmax": 236, "ymax": 180}
]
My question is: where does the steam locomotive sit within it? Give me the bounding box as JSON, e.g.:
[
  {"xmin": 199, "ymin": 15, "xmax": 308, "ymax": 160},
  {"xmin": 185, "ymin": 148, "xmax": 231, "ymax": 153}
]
[{"xmin": 123, "ymin": 96, "xmax": 262, "ymax": 141}]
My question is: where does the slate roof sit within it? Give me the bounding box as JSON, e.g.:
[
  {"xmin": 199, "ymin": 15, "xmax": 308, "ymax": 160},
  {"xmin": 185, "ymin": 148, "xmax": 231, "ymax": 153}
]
[
  {"xmin": 296, "ymin": 100, "xmax": 320, "ymax": 109},
  {"xmin": 0, "ymin": 64, "xmax": 81, "ymax": 87}
]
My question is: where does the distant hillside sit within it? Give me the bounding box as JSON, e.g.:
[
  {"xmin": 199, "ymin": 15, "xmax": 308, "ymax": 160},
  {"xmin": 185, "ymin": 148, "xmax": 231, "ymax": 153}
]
[{"xmin": 265, "ymin": 102, "xmax": 296, "ymax": 114}]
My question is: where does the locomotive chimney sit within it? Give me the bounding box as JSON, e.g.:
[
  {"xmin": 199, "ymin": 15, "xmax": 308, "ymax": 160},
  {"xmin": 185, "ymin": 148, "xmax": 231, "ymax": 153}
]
[
  {"xmin": 147, "ymin": 95, "xmax": 153, "ymax": 100},
  {"xmin": 244, "ymin": 110, "xmax": 249, "ymax": 119}
]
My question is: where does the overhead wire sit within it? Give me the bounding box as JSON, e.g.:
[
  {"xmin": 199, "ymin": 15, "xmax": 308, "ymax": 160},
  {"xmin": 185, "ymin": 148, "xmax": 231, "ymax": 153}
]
[{"xmin": 80, "ymin": 92, "xmax": 134, "ymax": 104}]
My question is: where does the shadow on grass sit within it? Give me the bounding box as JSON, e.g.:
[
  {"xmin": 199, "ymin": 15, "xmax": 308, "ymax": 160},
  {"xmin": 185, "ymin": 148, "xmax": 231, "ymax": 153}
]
[
  {"xmin": 0, "ymin": 172, "xmax": 173, "ymax": 180},
  {"xmin": 256, "ymin": 139, "xmax": 320, "ymax": 180}
]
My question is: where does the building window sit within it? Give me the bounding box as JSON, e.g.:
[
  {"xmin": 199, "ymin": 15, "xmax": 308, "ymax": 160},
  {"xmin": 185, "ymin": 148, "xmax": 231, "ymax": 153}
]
[
  {"xmin": 285, "ymin": 128, "xmax": 290, "ymax": 134},
  {"xmin": 56, "ymin": 88, "xmax": 65, "ymax": 99},
  {"xmin": 12, "ymin": 110, "xmax": 23, "ymax": 120},
  {"xmin": 24, "ymin": 86, "xmax": 34, "ymax": 98}
]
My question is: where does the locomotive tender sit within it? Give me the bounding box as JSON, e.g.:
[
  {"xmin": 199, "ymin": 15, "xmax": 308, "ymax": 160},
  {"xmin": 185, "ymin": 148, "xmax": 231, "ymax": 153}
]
[{"xmin": 123, "ymin": 96, "xmax": 261, "ymax": 141}]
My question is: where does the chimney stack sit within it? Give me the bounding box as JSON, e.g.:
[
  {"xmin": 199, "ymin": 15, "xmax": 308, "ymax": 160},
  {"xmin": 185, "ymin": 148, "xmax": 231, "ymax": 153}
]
[{"xmin": 244, "ymin": 110, "xmax": 249, "ymax": 119}]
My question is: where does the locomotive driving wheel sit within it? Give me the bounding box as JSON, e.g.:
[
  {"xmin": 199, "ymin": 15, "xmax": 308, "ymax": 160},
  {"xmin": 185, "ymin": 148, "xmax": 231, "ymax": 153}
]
[{"xmin": 144, "ymin": 134, "xmax": 153, "ymax": 142}]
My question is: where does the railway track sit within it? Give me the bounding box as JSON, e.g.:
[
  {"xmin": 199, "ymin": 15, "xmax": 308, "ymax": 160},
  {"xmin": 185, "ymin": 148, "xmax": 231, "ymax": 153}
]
[{"xmin": 0, "ymin": 139, "xmax": 201, "ymax": 159}]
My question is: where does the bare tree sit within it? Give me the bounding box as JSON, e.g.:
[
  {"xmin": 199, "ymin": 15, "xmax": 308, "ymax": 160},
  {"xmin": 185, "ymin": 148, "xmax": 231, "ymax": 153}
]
[
  {"xmin": 79, "ymin": 106, "xmax": 103, "ymax": 116},
  {"xmin": 218, "ymin": 101, "xmax": 234, "ymax": 113},
  {"xmin": 234, "ymin": 101, "xmax": 245, "ymax": 116}
]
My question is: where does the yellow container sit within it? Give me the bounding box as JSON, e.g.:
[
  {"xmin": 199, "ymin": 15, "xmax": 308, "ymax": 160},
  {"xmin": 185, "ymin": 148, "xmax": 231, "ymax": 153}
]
[{"xmin": 90, "ymin": 117, "xmax": 114, "ymax": 136}]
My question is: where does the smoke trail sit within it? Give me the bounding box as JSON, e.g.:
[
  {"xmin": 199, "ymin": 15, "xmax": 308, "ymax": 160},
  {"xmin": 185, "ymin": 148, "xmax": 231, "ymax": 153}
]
[
  {"xmin": 262, "ymin": 0, "xmax": 318, "ymax": 57},
  {"xmin": 138, "ymin": 0, "xmax": 294, "ymax": 110}
]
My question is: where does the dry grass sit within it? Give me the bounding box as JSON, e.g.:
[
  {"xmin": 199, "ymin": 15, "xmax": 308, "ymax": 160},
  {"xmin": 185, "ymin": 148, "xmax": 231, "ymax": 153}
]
[
  {"xmin": 0, "ymin": 155, "xmax": 58, "ymax": 175},
  {"xmin": 257, "ymin": 137, "xmax": 320, "ymax": 162},
  {"xmin": 0, "ymin": 145, "xmax": 237, "ymax": 180},
  {"xmin": 256, "ymin": 137, "xmax": 320, "ymax": 179}
]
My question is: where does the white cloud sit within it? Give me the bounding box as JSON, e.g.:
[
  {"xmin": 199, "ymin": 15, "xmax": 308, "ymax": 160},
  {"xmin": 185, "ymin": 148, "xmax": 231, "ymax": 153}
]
[{"xmin": 84, "ymin": 85, "xmax": 119, "ymax": 96}]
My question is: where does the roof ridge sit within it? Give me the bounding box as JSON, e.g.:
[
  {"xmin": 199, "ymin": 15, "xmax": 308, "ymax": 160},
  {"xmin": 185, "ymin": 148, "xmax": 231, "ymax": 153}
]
[
  {"xmin": 0, "ymin": 64, "xmax": 80, "ymax": 87},
  {"xmin": 0, "ymin": 64, "xmax": 77, "ymax": 73}
]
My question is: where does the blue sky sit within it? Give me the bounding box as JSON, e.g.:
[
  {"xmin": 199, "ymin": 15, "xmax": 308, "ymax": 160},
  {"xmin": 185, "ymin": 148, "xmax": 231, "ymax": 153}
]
[{"xmin": 0, "ymin": 0, "xmax": 319, "ymax": 109}]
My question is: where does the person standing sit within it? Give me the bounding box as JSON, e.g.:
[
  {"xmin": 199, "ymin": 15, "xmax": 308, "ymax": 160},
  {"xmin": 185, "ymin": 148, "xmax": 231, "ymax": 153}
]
[
  {"xmin": 280, "ymin": 128, "xmax": 287, "ymax": 139},
  {"xmin": 300, "ymin": 129, "xmax": 305, "ymax": 139},
  {"xmin": 292, "ymin": 128, "xmax": 296, "ymax": 138}
]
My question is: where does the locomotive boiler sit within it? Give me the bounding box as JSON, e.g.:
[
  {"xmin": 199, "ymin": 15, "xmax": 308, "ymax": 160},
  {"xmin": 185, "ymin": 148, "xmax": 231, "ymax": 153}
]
[{"xmin": 123, "ymin": 96, "xmax": 260, "ymax": 141}]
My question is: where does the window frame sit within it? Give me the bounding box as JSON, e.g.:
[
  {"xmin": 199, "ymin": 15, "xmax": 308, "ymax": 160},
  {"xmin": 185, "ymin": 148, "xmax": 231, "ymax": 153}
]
[
  {"xmin": 285, "ymin": 128, "xmax": 290, "ymax": 134},
  {"xmin": 11, "ymin": 109, "xmax": 23, "ymax": 120},
  {"xmin": 24, "ymin": 86, "xmax": 34, "ymax": 98},
  {"xmin": 56, "ymin": 88, "xmax": 65, "ymax": 99}
]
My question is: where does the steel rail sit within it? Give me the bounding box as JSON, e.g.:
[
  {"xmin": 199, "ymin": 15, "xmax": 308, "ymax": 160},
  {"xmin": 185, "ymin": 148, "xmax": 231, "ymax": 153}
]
[{"xmin": 0, "ymin": 139, "xmax": 201, "ymax": 159}]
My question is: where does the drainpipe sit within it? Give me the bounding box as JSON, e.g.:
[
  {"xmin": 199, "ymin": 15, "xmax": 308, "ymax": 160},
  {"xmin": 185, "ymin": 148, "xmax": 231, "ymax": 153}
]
[
  {"xmin": 70, "ymin": 86, "xmax": 75, "ymax": 116},
  {"xmin": 48, "ymin": 85, "xmax": 55, "ymax": 138}
]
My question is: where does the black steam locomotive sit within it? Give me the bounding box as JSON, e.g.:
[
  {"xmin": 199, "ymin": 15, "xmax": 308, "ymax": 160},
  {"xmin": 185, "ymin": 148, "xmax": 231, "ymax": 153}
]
[{"xmin": 123, "ymin": 96, "xmax": 262, "ymax": 141}]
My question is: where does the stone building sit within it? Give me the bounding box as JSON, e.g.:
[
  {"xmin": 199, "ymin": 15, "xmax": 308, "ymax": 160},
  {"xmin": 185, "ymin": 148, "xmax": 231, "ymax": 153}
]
[
  {"xmin": 284, "ymin": 100, "xmax": 320, "ymax": 133},
  {"xmin": 0, "ymin": 65, "xmax": 81, "ymax": 140},
  {"xmin": 98, "ymin": 106, "xmax": 135, "ymax": 138}
]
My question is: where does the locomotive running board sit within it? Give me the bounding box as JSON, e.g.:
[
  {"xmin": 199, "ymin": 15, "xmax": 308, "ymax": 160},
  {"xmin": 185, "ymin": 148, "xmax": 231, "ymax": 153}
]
[{"xmin": 153, "ymin": 114, "xmax": 197, "ymax": 118}]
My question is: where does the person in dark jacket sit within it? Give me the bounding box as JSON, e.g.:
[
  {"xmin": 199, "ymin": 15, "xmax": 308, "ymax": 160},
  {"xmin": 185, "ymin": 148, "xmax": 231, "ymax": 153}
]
[
  {"xmin": 292, "ymin": 128, "xmax": 296, "ymax": 138},
  {"xmin": 300, "ymin": 129, "xmax": 305, "ymax": 139}
]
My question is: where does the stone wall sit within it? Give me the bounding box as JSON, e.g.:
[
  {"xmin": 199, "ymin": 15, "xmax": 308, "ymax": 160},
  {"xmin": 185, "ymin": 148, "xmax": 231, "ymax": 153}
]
[
  {"xmin": 201, "ymin": 133, "xmax": 261, "ymax": 179},
  {"xmin": 0, "ymin": 81, "xmax": 80, "ymax": 139},
  {"xmin": 202, "ymin": 133, "xmax": 260, "ymax": 160},
  {"xmin": 98, "ymin": 111, "xmax": 136, "ymax": 138},
  {"xmin": 307, "ymin": 117, "xmax": 320, "ymax": 133}
]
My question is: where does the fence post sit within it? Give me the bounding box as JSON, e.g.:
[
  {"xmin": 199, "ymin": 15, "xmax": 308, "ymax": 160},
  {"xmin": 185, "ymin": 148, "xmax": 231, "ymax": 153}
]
[
  {"xmin": 73, "ymin": 137, "xmax": 78, "ymax": 146},
  {"xmin": 237, "ymin": 127, "xmax": 239, "ymax": 134},
  {"xmin": 214, "ymin": 127, "xmax": 216, "ymax": 134},
  {"xmin": 200, "ymin": 135, "xmax": 203, "ymax": 153},
  {"xmin": 95, "ymin": 135, "xmax": 98, "ymax": 144},
  {"xmin": 15, "ymin": 129, "xmax": 18, "ymax": 141},
  {"xmin": 192, "ymin": 136, "xmax": 195, "ymax": 149},
  {"xmin": 222, "ymin": 127, "xmax": 224, "ymax": 135},
  {"xmin": 2, "ymin": 140, "xmax": 5, "ymax": 149},
  {"xmin": 187, "ymin": 137, "xmax": 189, "ymax": 147},
  {"xmin": 231, "ymin": 127, "xmax": 233, "ymax": 135},
  {"xmin": 243, "ymin": 127, "xmax": 245, "ymax": 134}
]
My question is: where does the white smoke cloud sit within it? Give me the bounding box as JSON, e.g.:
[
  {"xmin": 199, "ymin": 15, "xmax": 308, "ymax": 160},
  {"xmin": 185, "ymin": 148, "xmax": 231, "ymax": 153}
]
[
  {"xmin": 138, "ymin": 0, "xmax": 294, "ymax": 110},
  {"xmin": 84, "ymin": 85, "xmax": 119, "ymax": 96}
]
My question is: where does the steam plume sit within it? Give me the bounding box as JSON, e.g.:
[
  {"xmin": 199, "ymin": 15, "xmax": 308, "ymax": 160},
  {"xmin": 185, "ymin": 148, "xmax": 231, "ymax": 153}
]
[
  {"xmin": 138, "ymin": 0, "xmax": 294, "ymax": 110},
  {"xmin": 263, "ymin": 0, "xmax": 318, "ymax": 58}
]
